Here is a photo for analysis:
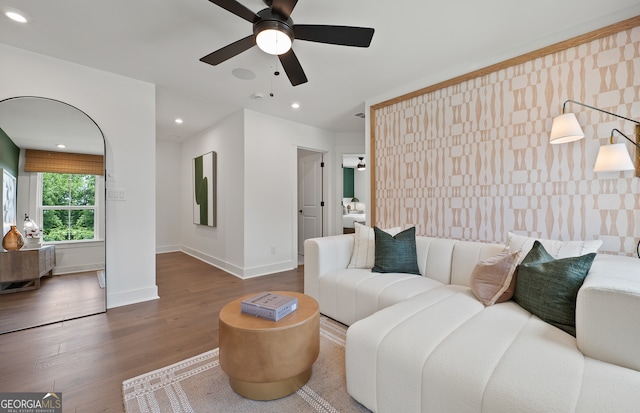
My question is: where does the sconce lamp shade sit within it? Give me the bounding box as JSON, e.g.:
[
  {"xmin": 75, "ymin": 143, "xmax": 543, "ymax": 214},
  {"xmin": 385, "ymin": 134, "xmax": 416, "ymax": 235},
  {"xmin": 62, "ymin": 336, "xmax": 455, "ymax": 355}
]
[
  {"xmin": 550, "ymin": 113, "xmax": 585, "ymax": 144},
  {"xmin": 593, "ymin": 143, "xmax": 635, "ymax": 172}
]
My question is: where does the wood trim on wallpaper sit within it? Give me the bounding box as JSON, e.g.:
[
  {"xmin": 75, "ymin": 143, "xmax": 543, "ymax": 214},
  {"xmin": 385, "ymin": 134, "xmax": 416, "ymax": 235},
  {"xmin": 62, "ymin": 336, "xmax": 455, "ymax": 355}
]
[{"xmin": 369, "ymin": 15, "xmax": 640, "ymax": 227}]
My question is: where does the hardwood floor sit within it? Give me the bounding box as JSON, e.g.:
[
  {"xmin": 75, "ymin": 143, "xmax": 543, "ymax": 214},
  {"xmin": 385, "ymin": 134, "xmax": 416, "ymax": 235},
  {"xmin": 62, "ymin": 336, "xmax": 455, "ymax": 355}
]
[
  {"xmin": 0, "ymin": 252, "xmax": 304, "ymax": 412},
  {"xmin": 0, "ymin": 271, "xmax": 106, "ymax": 333}
]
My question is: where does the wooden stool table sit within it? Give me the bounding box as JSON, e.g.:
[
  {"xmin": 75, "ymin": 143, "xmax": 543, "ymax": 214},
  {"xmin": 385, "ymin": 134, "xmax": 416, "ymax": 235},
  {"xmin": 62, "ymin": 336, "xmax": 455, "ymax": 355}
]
[{"xmin": 218, "ymin": 291, "xmax": 320, "ymax": 400}]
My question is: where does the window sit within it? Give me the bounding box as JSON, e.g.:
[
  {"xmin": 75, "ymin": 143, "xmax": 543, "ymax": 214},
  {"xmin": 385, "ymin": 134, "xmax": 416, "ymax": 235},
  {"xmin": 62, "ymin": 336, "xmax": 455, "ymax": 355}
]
[{"xmin": 39, "ymin": 173, "xmax": 97, "ymax": 242}]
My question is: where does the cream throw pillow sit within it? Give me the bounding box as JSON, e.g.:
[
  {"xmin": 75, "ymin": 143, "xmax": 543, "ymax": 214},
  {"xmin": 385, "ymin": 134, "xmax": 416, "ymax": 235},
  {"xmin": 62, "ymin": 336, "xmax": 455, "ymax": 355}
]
[
  {"xmin": 348, "ymin": 223, "xmax": 401, "ymax": 269},
  {"xmin": 506, "ymin": 232, "xmax": 602, "ymax": 263},
  {"xmin": 470, "ymin": 249, "xmax": 521, "ymax": 306}
]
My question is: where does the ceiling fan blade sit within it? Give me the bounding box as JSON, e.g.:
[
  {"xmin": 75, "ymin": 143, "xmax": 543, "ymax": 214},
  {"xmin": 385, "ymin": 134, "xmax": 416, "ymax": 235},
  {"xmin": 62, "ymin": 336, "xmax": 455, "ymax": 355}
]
[
  {"xmin": 278, "ymin": 49, "xmax": 308, "ymax": 86},
  {"xmin": 271, "ymin": 0, "xmax": 298, "ymax": 19},
  {"xmin": 208, "ymin": 0, "xmax": 258, "ymax": 23},
  {"xmin": 200, "ymin": 35, "xmax": 256, "ymax": 65},
  {"xmin": 294, "ymin": 25, "xmax": 374, "ymax": 47}
]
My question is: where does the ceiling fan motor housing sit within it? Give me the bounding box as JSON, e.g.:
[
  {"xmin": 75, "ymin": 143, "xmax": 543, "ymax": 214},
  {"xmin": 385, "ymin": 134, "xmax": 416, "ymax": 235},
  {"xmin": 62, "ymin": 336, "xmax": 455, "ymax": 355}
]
[{"xmin": 253, "ymin": 9, "xmax": 295, "ymax": 43}]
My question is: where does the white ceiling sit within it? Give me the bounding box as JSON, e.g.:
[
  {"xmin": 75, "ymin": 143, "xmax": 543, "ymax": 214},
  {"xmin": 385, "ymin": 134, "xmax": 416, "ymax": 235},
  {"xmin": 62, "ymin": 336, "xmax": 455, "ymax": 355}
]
[
  {"xmin": 0, "ymin": 97, "xmax": 104, "ymax": 155},
  {"xmin": 1, "ymin": 0, "xmax": 639, "ymax": 147}
]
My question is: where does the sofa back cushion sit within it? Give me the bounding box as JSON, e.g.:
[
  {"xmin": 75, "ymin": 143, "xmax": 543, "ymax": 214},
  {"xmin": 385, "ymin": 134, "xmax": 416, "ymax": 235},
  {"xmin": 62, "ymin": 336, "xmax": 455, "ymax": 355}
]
[
  {"xmin": 415, "ymin": 237, "xmax": 505, "ymax": 286},
  {"xmin": 450, "ymin": 241, "xmax": 505, "ymax": 287},
  {"xmin": 416, "ymin": 237, "xmax": 458, "ymax": 284},
  {"xmin": 506, "ymin": 232, "xmax": 602, "ymax": 263}
]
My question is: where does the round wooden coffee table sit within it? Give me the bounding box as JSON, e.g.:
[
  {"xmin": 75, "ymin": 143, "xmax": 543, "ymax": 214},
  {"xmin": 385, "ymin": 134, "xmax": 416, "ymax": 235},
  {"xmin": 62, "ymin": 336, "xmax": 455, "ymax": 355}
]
[{"xmin": 218, "ymin": 291, "xmax": 320, "ymax": 400}]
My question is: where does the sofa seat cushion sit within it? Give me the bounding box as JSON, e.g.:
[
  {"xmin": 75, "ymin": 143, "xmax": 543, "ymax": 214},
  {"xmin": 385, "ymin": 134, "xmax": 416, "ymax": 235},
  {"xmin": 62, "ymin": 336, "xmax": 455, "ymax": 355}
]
[
  {"xmin": 318, "ymin": 268, "xmax": 444, "ymax": 326},
  {"xmin": 346, "ymin": 285, "xmax": 640, "ymax": 413}
]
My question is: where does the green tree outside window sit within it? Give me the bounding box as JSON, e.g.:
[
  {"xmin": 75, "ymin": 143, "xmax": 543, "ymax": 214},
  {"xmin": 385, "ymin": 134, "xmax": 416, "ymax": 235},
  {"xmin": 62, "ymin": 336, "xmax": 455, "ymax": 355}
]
[{"xmin": 41, "ymin": 173, "xmax": 96, "ymax": 241}]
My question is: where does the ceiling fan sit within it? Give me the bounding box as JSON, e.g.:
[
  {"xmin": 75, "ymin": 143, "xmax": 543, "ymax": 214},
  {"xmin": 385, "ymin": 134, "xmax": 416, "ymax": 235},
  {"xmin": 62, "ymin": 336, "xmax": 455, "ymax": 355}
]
[{"xmin": 200, "ymin": 0, "xmax": 375, "ymax": 86}]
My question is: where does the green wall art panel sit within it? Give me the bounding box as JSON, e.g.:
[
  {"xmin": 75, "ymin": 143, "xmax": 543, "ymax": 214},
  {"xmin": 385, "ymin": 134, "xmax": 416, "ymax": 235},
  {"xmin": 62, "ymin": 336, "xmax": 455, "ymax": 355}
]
[{"xmin": 193, "ymin": 151, "xmax": 217, "ymax": 227}]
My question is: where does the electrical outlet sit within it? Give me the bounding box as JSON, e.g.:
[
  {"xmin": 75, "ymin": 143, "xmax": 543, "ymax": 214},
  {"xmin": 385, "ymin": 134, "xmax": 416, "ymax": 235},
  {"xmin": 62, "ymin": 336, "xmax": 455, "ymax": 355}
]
[{"xmin": 270, "ymin": 246, "xmax": 276, "ymax": 255}]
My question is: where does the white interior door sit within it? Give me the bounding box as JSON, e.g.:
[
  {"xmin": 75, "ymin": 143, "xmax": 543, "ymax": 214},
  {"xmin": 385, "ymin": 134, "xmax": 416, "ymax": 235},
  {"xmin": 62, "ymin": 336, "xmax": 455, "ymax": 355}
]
[{"xmin": 298, "ymin": 151, "xmax": 324, "ymax": 254}]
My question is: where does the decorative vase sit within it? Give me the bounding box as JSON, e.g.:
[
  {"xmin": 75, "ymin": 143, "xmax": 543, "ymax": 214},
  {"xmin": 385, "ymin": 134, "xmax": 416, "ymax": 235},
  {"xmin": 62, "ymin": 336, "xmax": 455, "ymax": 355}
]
[{"xmin": 2, "ymin": 225, "xmax": 25, "ymax": 251}]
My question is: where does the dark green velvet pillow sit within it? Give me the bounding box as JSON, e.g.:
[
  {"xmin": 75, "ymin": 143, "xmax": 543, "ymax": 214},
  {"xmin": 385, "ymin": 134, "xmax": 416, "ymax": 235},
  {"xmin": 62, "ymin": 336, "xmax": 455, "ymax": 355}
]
[
  {"xmin": 514, "ymin": 241, "xmax": 596, "ymax": 336},
  {"xmin": 372, "ymin": 226, "xmax": 420, "ymax": 275}
]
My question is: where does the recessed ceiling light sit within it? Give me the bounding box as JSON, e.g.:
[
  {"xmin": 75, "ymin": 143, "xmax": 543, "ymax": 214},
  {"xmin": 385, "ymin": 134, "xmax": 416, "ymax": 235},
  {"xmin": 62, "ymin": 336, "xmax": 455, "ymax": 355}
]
[
  {"xmin": 4, "ymin": 10, "xmax": 28, "ymax": 23},
  {"xmin": 175, "ymin": 118, "xmax": 183, "ymax": 124},
  {"xmin": 291, "ymin": 102, "xmax": 300, "ymax": 109},
  {"xmin": 56, "ymin": 144, "xmax": 67, "ymax": 149}
]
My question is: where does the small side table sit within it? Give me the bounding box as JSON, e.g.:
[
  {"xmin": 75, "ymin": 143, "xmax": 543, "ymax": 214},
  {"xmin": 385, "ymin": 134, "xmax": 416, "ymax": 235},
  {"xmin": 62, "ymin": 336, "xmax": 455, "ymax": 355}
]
[
  {"xmin": 0, "ymin": 245, "xmax": 55, "ymax": 293},
  {"xmin": 219, "ymin": 291, "xmax": 320, "ymax": 400}
]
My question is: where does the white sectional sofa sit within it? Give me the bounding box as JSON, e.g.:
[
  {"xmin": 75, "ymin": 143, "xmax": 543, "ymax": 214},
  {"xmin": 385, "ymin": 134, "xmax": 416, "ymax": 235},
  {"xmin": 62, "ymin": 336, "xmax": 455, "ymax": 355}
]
[{"xmin": 303, "ymin": 230, "xmax": 640, "ymax": 413}]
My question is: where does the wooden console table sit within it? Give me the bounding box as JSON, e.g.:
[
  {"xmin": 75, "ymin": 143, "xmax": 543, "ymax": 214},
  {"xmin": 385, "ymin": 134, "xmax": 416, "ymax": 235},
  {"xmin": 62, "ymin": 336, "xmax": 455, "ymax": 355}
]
[{"xmin": 0, "ymin": 245, "xmax": 56, "ymax": 293}]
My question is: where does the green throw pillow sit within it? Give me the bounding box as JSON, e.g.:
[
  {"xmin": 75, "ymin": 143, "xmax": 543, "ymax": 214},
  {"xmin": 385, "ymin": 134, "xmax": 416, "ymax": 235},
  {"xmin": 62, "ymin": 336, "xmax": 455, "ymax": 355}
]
[
  {"xmin": 514, "ymin": 240, "xmax": 596, "ymax": 336},
  {"xmin": 372, "ymin": 226, "xmax": 420, "ymax": 275}
]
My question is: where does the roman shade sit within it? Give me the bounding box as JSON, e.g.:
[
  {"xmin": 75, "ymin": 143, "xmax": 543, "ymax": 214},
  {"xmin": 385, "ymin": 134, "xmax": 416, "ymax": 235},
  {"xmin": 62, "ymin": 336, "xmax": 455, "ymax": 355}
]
[{"xmin": 24, "ymin": 149, "xmax": 104, "ymax": 175}]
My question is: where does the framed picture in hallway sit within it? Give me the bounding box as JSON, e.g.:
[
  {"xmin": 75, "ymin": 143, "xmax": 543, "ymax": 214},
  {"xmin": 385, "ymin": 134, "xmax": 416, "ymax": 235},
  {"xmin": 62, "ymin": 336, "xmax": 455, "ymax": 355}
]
[{"xmin": 192, "ymin": 151, "xmax": 217, "ymax": 227}]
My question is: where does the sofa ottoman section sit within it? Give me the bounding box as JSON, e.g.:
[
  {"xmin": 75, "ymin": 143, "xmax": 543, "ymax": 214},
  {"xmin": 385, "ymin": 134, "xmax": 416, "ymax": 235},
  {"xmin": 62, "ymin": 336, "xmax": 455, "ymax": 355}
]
[
  {"xmin": 346, "ymin": 285, "xmax": 640, "ymax": 413},
  {"xmin": 318, "ymin": 267, "xmax": 444, "ymax": 326}
]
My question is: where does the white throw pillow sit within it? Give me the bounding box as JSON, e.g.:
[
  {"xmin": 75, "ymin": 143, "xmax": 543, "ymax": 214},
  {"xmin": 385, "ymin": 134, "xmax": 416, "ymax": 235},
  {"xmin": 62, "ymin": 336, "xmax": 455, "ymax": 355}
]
[
  {"xmin": 506, "ymin": 231, "xmax": 602, "ymax": 263},
  {"xmin": 348, "ymin": 223, "xmax": 401, "ymax": 269}
]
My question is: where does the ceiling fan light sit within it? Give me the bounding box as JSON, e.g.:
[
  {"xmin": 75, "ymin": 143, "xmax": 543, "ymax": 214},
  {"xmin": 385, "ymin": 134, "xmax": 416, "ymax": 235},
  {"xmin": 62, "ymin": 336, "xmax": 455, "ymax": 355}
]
[{"xmin": 256, "ymin": 28, "xmax": 292, "ymax": 55}]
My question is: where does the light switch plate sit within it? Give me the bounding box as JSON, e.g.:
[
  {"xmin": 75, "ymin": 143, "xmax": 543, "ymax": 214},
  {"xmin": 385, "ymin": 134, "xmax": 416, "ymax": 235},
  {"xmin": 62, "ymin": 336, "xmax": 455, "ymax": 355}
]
[{"xmin": 106, "ymin": 188, "xmax": 126, "ymax": 201}]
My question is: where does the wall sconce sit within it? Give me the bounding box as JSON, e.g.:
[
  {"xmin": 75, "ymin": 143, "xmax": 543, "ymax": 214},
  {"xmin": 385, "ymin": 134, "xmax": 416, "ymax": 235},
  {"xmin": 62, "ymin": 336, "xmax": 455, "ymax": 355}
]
[
  {"xmin": 594, "ymin": 129, "xmax": 636, "ymax": 172},
  {"xmin": 356, "ymin": 157, "xmax": 366, "ymax": 171},
  {"xmin": 550, "ymin": 99, "xmax": 640, "ymax": 176}
]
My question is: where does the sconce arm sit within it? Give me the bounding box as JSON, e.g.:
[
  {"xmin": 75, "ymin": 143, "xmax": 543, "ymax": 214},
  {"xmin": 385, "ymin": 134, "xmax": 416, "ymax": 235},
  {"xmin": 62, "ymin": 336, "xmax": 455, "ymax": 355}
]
[
  {"xmin": 562, "ymin": 99, "xmax": 640, "ymax": 126},
  {"xmin": 611, "ymin": 128, "xmax": 640, "ymax": 149}
]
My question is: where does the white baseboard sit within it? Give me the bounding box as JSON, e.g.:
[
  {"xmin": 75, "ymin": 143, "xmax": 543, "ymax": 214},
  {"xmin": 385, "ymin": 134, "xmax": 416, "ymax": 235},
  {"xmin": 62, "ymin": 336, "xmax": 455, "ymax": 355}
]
[
  {"xmin": 180, "ymin": 246, "xmax": 296, "ymax": 279},
  {"xmin": 156, "ymin": 245, "xmax": 181, "ymax": 254},
  {"xmin": 242, "ymin": 261, "xmax": 298, "ymax": 279},
  {"xmin": 181, "ymin": 246, "xmax": 244, "ymax": 278},
  {"xmin": 53, "ymin": 263, "xmax": 105, "ymax": 275},
  {"xmin": 107, "ymin": 286, "xmax": 159, "ymax": 309}
]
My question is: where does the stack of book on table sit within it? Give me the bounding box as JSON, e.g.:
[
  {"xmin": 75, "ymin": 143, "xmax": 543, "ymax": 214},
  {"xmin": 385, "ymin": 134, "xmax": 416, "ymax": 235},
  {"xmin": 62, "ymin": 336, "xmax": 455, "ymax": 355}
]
[{"xmin": 241, "ymin": 292, "xmax": 298, "ymax": 321}]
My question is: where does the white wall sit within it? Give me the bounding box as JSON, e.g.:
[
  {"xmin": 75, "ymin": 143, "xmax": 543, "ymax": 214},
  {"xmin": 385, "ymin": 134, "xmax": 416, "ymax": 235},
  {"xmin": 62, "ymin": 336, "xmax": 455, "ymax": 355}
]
[
  {"xmin": 51, "ymin": 241, "xmax": 105, "ymax": 275},
  {"xmin": 180, "ymin": 111, "xmax": 246, "ymax": 275},
  {"xmin": 156, "ymin": 140, "xmax": 182, "ymax": 253},
  {"xmin": 176, "ymin": 109, "xmax": 336, "ymax": 278},
  {"xmin": 244, "ymin": 110, "xmax": 335, "ymax": 276},
  {"xmin": 0, "ymin": 44, "xmax": 158, "ymax": 308}
]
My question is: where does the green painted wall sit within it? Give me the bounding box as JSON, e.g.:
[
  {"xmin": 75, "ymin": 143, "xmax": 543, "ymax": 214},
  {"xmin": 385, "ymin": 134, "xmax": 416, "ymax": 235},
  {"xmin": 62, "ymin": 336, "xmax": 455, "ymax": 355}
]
[
  {"xmin": 0, "ymin": 127, "xmax": 19, "ymax": 177},
  {"xmin": 343, "ymin": 167, "xmax": 354, "ymax": 198}
]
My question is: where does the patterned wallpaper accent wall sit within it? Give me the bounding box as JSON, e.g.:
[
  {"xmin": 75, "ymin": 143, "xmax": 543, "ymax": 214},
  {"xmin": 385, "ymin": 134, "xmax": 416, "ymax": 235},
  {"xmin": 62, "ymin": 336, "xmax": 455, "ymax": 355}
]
[{"xmin": 372, "ymin": 25, "xmax": 639, "ymax": 256}]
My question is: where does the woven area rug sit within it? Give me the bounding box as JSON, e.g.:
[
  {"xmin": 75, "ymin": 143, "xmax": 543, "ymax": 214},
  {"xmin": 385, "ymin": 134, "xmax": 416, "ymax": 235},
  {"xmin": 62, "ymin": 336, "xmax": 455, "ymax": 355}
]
[{"xmin": 122, "ymin": 316, "xmax": 371, "ymax": 413}]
